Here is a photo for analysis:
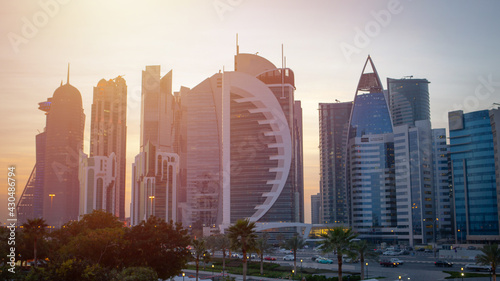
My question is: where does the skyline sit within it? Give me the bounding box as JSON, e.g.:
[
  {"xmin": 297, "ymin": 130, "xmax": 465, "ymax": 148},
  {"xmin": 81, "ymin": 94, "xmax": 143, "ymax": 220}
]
[{"xmin": 2, "ymin": 0, "xmax": 500, "ymax": 223}]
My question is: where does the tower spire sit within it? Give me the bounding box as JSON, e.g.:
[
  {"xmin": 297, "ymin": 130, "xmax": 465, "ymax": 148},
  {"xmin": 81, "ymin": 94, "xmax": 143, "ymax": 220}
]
[
  {"xmin": 67, "ymin": 63, "xmax": 70, "ymax": 84},
  {"xmin": 236, "ymin": 33, "xmax": 239, "ymax": 55}
]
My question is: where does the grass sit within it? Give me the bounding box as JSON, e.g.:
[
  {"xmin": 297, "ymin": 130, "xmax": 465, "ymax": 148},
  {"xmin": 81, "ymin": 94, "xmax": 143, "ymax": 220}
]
[{"xmin": 443, "ymin": 270, "xmax": 496, "ymax": 279}]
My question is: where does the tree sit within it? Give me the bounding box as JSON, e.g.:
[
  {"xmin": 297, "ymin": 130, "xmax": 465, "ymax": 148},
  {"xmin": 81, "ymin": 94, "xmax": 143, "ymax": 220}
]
[
  {"xmin": 124, "ymin": 216, "xmax": 191, "ymax": 279},
  {"xmin": 192, "ymin": 238, "xmax": 209, "ymax": 281},
  {"xmin": 351, "ymin": 240, "xmax": 378, "ymax": 280},
  {"xmin": 227, "ymin": 219, "xmax": 257, "ymax": 281},
  {"xmin": 282, "ymin": 234, "xmax": 305, "ymax": 277},
  {"xmin": 22, "ymin": 218, "xmax": 48, "ymax": 267},
  {"xmin": 476, "ymin": 244, "xmax": 500, "ymax": 281},
  {"xmin": 254, "ymin": 233, "xmax": 272, "ymax": 275},
  {"xmin": 318, "ymin": 226, "xmax": 358, "ymax": 281}
]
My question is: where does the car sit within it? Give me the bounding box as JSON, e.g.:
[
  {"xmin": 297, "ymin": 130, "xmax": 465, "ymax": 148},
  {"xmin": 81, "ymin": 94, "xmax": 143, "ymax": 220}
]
[
  {"xmin": 390, "ymin": 258, "xmax": 404, "ymax": 265},
  {"xmin": 383, "ymin": 251, "xmax": 397, "ymax": 256},
  {"xmin": 264, "ymin": 256, "xmax": 276, "ymax": 261},
  {"xmin": 283, "ymin": 255, "xmax": 294, "ymax": 261},
  {"xmin": 380, "ymin": 259, "xmax": 398, "ymax": 267},
  {"xmin": 316, "ymin": 258, "xmax": 334, "ymax": 264},
  {"xmin": 465, "ymin": 263, "xmax": 492, "ymax": 272},
  {"xmin": 434, "ymin": 260, "xmax": 453, "ymax": 267},
  {"xmin": 467, "ymin": 246, "xmax": 477, "ymax": 250},
  {"xmin": 424, "ymin": 249, "xmax": 433, "ymax": 253}
]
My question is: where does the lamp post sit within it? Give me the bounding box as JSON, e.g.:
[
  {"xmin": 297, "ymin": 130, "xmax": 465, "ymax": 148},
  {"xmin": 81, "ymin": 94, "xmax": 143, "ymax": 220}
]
[
  {"xmin": 49, "ymin": 194, "xmax": 55, "ymax": 208},
  {"xmin": 461, "ymin": 267, "xmax": 464, "ymax": 281},
  {"xmin": 212, "ymin": 264, "xmax": 214, "ymax": 276},
  {"xmin": 366, "ymin": 262, "xmax": 368, "ymax": 279},
  {"xmin": 149, "ymin": 195, "xmax": 155, "ymax": 216},
  {"xmin": 182, "ymin": 272, "xmax": 185, "ymax": 281},
  {"xmin": 300, "ymin": 259, "xmax": 303, "ymax": 279}
]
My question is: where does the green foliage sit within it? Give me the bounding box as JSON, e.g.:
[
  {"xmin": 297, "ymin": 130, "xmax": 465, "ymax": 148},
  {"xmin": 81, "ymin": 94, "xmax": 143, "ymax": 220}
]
[
  {"xmin": 476, "ymin": 244, "xmax": 500, "ymax": 281},
  {"xmin": 123, "ymin": 216, "xmax": 191, "ymax": 279},
  {"xmin": 227, "ymin": 219, "xmax": 257, "ymax": 281},
  {"xmin": 113, "ymin": 267, "xmax": 158, "ymax": 281},
  {"xmin": 318, "ymin": 227, "xmax": 358, "ymax": 281}
]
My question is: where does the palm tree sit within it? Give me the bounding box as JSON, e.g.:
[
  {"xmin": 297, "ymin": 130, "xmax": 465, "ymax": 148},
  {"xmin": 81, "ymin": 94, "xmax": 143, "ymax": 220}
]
[
  {"xmin": 216, "ymin": 234, "xmax": 231, "ymax": 276},
  {"xmin": 476, "ymin": 244, "xmax": 500, "ymax": 281},
  {"xmin": 351, "ymin": 240, "xmax": 378, "ymax": 280},
  {"xmin": 22, "ymin": 218, "xmax": 48, "ymax": 267},
  {"xmin": 227, "ymin": 219, "xmax": 257, "ymax": 281},
  {"xmin": 192, "ymin": 238, "xmax": 209, "ymax": 281},
  {"xmin": 254, "ymin": 233, "xmax": 272, "ymax": 275},
  {"xmin": 318, "ymin": 226, "xmax": 358, "ymax": 281},
  {"xmin": 283, "ymin": 234, "xmax": 306, "ymax": 277}
]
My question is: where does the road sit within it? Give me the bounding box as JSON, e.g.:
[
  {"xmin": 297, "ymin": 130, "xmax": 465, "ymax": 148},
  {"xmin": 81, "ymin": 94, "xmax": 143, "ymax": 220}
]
[{"xmin": 267, "ymin": 250, "xmax": 494, "ymax": 281}]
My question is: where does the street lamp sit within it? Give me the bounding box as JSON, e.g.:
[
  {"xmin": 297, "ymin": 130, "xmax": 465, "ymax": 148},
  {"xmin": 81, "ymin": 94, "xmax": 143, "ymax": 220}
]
[
  {"xmin": 212, "ymin": 264, "xmax": 214, "ymax": 275},
  {"xmin": 366, "ymin": 262, "xmax": 368, "ymax": 279},
  {"xmin": 149, "ymin": 195, "xmax": 155, "ymax": 216},
  {"xmin": 182, "ymin": 272, "xmax": 185, "ymax": 281},
  {"xmin": 461, "ymin": 267, "xmax": 464, "ymax": 281},
  {"xmin": 49, "ymin": 194, "xmax": 55, "ymax": 208},
  {"xmin": 300, "ymin": 259, "xmax": 303, "ymax": 278},
  {"xmin": 399, "ymin": 276, "xmax": 401, "ymax": 280}
]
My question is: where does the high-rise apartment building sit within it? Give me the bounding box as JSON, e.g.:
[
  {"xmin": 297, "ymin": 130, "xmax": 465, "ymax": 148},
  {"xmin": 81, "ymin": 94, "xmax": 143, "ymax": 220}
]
[
  {"xmin": 393, "ymin": 120, "xmax": 434, "ymax": 245},
  {"xmin": 432, "ymin": 128, "xmax": 453, "ymax": 240},
  {"xmin": 311, "ymin": 193, "xmax": 321, "ymax": 224},
  {"xmin": 79, "ymin": 77, "xmax": 127, "ymax": 219},
  {"xmin": 131, "ymin": 66, "xmax": 180, "ymax": 225},
  {"xmin": 449, "ymin": 109, "xmax": 500, "ymax": 243},
  {"xmin": 42, "ymin": 78, "xmax": 85, "ymax": 227},
  {"xmin": 318, "ymin": 102, "xmax": 352, "ymax": 224}
]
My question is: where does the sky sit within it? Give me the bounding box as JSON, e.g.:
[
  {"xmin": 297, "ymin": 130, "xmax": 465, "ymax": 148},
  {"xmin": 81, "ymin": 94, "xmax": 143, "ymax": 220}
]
[{"xmin": 1, "ymin": 0, "xmax": 500, "ymax": 224}]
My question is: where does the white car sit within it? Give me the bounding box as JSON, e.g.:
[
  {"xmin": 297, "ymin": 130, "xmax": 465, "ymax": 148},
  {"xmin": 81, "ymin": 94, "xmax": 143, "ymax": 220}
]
[
  {"xmin": 383, "ymin": 251, "xmax": 397, "ymax": 256},
  {"xmin": 283, "ymin": 255, "xmax": 294, "ymax": 261}
]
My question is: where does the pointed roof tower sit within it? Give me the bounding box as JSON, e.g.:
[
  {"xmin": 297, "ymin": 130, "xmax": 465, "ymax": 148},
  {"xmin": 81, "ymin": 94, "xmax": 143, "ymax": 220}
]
[{"xmin": 356, "ymin": 55, "xmax": 383, "ymax": 93}]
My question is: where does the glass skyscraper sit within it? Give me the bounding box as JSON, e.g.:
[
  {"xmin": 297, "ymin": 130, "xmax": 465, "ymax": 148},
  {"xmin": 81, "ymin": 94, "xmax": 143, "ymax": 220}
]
[
  {"xmin": 449, "ymin": 109, "xmax": 500, "ymax": 242},
  {"xmin": 347, "ymin": 56, "xmax": 396, "ymax": 238},
  {"xmin": 388, "ymin": 78, "xmax": 430, "ymax": 127},
  {"xmin": 319, "ymin": 102, "xmax": 352, "ymax": 224}
]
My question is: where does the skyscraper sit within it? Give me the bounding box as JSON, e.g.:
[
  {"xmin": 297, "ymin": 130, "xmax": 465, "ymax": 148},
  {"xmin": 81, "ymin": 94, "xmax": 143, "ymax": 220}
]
[
  {"xmin": 388, "ymin": 77, "xmax": 430, "ymax": 127},
  {"xmin": 131, "ymin": 66, "xmax": 180, "ymax": 225},
  {"xmin": 432, "ymin": 128, "xmax": 453, "ymax": 240},
  {"xmin": 79, "ymin": 76, "xmax": 127, "ymax": 219},
  {"xmin": 42, "ymin": 77, "xmax": 85, "ymax": 228},
  {"xmin": 176, "ymin": 52, "xmax": 303, "ymax": 229},
  {"xmin": 393, "ymin": 120, "xmax": 434, "ymax": 245},
  {"xmin": 319, "ymin": 101, "xmax": 352, "ymax": 224},
  {"xmin": 346, "ymin": 56, "xmax": 396, "ymax": 239},
  {"xmin": 311, "ymin": 193, "xmax": 321, "ymax": 224},
  {"xmin": 449, "ymin": 109, "xmax": 500, "ymax": 243}
]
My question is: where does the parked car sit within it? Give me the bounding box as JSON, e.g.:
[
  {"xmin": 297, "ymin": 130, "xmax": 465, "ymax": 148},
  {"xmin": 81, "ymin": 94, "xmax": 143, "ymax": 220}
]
[
  {"xmin": 465, "ymin": 263, "xmax": 492, "ymax": 272},
  {"xmin": 383, "ymin": 251, "xmax": 397, "ymax": 256},
  {"xmin": 434, "ymin": 260, "xmax": 453, "ymax": 267},
  {"xmin": 264, "ymin": 256, "xmax": 276, "ymax": 261},
  {"xmin": 380, "ymin": 259, "xmax": 398, "ymax": 267},
  {"xmin": 283, "ymin": 255, "xmax": 294, "ymax": 261},
  {"xmin": 316, "ymin": 258, "xmax": 334, "ymax": 264},
  {"xmin": 424, "ymin": 249, "xmax": 433, "ymax": 253}
]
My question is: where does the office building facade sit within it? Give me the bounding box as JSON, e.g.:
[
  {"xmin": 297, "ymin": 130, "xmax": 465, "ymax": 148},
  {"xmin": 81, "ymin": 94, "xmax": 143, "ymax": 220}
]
[
  {"xmin": 449, "ymin": 109, "xmax": 500, "ymax": 243},
  {"xmin": 387, "ymin": 77, "xmax": 430, "ymax": 127}
]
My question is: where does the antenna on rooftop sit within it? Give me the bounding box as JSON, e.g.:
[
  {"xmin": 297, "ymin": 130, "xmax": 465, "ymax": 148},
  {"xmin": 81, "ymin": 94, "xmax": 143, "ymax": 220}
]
[{"xmin": 67, "ymin": 63, "xmax": 70, "ymax": 84}]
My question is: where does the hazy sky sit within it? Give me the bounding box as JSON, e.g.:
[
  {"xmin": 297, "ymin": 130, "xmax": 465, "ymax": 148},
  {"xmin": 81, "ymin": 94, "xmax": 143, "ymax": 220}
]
[{"xmin": 1, "ymin": 0, "xmax": 499, "ymax": 224}]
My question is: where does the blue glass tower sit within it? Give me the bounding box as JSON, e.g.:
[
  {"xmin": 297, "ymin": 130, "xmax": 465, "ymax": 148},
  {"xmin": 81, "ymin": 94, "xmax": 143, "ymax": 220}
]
[
  {"xmin": 347, "ymin": 56, "xmax": 396, "ymax": 237},
  {"xmin": 449, "ymin": 109, "xmax": 499, "ymax": 243}
]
